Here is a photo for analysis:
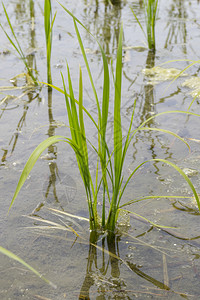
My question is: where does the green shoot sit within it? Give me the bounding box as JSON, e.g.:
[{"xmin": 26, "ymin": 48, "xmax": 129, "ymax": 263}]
[
  {"xmin": 131, "ymin": 0, "xmax": 158, "ymax": 51},
  {"xmin": 44, "ymin": 0, "xmax": 57, "ymax": 84}
]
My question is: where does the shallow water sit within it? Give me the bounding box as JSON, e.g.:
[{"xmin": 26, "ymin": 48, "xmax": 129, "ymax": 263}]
[{"xmin": 1, "ymin": 0, "xmax": 200, "ymax": 299}]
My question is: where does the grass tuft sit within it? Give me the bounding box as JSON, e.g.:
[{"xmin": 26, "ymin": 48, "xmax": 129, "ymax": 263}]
[
  {"xmin": 9, "ymin": 7, "xmax": 200, "ymax": 238},
  {"xmin": 131, "ymin": 0, "xmax": 158, "ymax": 51}
]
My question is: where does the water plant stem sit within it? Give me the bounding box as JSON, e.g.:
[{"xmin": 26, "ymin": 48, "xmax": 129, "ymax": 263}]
[
  {"xmin": 144, "ymin": 0, "xmax": 158, "ymax": 50},
  {"xmin": 44, "ymin": 0, "xmax": 56, "ymax": 84},
  {"xmin": 131, "ymin": 0, "xmax": 158, "ymax": 51}
]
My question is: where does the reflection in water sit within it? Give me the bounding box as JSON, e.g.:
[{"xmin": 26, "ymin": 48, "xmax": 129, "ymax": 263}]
[
  {"xmin": 141, "ymin": 50, "xmax": 156, "ymax": 122},
  {"xmin": 129, "ymin": 50, "xmax": 175, "ymax": 174},
  {"xmin": 79, "ymin": 232, "xmax": 170, "ymax": 299},
  {"xmin": 79, "ymin": 234, "xmax": 127, "ymax": 299},
  {"xmin": 42, "ymin": 88, "xmax": 77, "ymax": 207},
  {"xmin": 82, "ymin": 0, "xmax": 124, "ymax": 58},
  {"xmin": 139, "ymin": 51, "xmax": 161, "ymax": 174},
  {"xmin": 0, "ymin": 0, "xmax": 41, "ymax": 166},
  {"xmin": 164, "ymin": 0, "xmax": 187, "ymax": 53},
  {"xmin": 43, "ymin": 88, "xmax": 59, "ymax": 203},
  {"xmin": 27, "ymin": 0, "xmax": 38, "ymax": 74}
]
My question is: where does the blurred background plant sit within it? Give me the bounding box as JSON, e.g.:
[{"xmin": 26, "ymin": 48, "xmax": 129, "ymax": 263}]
[{"xmin": 131, "ymin": 0, "xmax": 158, "ymax": 51}]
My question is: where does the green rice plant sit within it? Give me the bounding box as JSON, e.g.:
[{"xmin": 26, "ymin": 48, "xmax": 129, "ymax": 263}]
[
  {"xmin": 131, "ymin": 0, "xmax": 158, "ymax": 51},
  {"xmin": 0, "ymin": 246, "xmax": 55, "ymax": 287},
  {"xmin": 10, "ymin": 8, "xmax": 200, "ymax": 238},
  {"xmin": 44, "ymin": 0, "xmax": 57, "ymax": 84},
  {"xmin": 0, "ymin": 3, "xmax": 38, "ymax": 85}
]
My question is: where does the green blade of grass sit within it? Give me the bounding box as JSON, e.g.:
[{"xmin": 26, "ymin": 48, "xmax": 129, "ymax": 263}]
[
  {"xmin": 158, "ymin": 59, "xmax": 200, "ymax": 95},
  {"xmin": 9, "ymin": 135, "xmax": 75, "ymax": 211},
  {"xmin": 61, "ymin": 67, "xmax": 97, "ymax": 229},
  {"xmin": 130, "ymin": 7, "xmax": 146, "ymax": 39},
  {"xmin": 121, "ymin": 209, "xmax": 175, "ymax": 229},
  {"xmin": 78, "ymin": 65, "xmax": 87, "ymax": 159},
  {"xmin": 0, "ymin": 246, "xmax": 56, "ymax": 288},
  {"xmin": 44, "ymin": 0, "xmax": 57, "ymax": 83},
  {"xmin": 66, "ymin": 65, "xmax": 81, "ymax": 143},
  {"xmin": 139, "ymin": 127, "xmax": 191, "ymax": 151},
  {"xmin": 119, "ymin": 158, "xmax": 200, "ymax": 212},
  {"xmin": 1, "ymin": 3, "xmax": 25, "ymax": 59},
  {"xmin": 40, "ymin": 82, "xmax": 99, "ymax": 132},
  {"xmin": 1, "ymin": 3, "xmax": 37, "ymax": 84},
  {"xmin": 114, "ymin": 23, "xmax": 123, "ymax": 187},
  {"xmin": 106, "ymin": 24, "xmax": 123, "ymax": 232},
  {"xmin": 100, "ymin": 52, "xmax": 110, "ymax": 226},
  {"xmin": 73, "ymin": 20, "xmax": 101, "ymax": 124},
  {"xmin": 120, "ymin": 195, "xmax": 193, "ymax": 208},
  {"xmin": 130, "ymin": 110, "xmax": 200, "ymax": 144},
  {"xmin": 153, "ymin": 159, "xmax": 200, "ymax": 210},
  {"xmin": 44, "ymin": 0, "xmax": 52, "ymax": 45}
]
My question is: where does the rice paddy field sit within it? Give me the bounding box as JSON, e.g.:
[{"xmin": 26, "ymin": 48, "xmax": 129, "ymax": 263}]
[{"xmin": 1, "ymin": 0, "xmax": 200, "ymax": 299}]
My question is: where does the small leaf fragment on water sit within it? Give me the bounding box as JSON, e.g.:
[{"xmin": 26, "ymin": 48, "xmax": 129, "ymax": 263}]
[
  {"xmin": 142, "ymin": 66, "xmax": 187, "ymax": 85},
  {"xmin": 0, "ymin": 95, "xmax": 15, "ymax": 105},
  {"xmin": 182, "ymin": 77, "xmax": 200, "ymax": 98},
  {"xmin": 182, "ymin": 167, "xmax": 198, "ymax": 177},
  {"xmin": 123, "ymin": 45, "xmax": 147, "ymax": 52},
  {"xmin": 10, "ymin": 72, "xmax": 36, "ymax": 87}
]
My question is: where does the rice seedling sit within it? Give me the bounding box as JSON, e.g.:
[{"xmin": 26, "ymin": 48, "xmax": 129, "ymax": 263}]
[
  {"xmin": 0, "ymin": 3, "xmax": 38, "ymax": 85},
  {"xmin": 44, "ymin": 0, "xmax": 57, "ymax": 84},
  {"xmin": 131, "ymin": 0, "xmax": 158, "ymax": 51},
  {"xmin": 10, "ymin": 7, "xmax": 200, "ymax": 240}
]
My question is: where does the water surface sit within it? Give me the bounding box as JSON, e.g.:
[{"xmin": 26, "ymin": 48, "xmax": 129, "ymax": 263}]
[{"xmin": 1, "ymin": 0, "xmax": 200, "ymax": 299}]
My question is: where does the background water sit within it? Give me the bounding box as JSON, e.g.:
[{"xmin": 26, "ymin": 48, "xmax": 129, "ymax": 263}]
[{"xmin": 1, "ymin": 0, "xmax": 200, "ymax": 299}]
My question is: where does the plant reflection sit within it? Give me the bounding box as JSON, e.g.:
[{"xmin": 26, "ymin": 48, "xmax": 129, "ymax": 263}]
[
  {"xmin": 78, "ymin": 231, "xmax": 171, "ymax": 299},
  {"xmin": 126, "ymin": 50, "xmax": 174, "ymax": 174},
  {"xmin": 0, "ymin": 0, "xmax": 41, "ymax": 166},
  {"xmin": 164, "ymin": 0, "xmax": 187, "ymax": 53},
  {"xmin": 42, "ymin": 87, "xmax": 60, "ymax": 203},
  {"xmin": 82, "ymin": 0, "xmax": 124, "ymax": 59}
]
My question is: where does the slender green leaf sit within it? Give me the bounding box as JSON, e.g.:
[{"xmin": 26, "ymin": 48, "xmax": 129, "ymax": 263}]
[
  {"xmin": 1, "ymin": 3, "xmax": 37, "ymax": 84},
  {"xmin": 122, "ymin": 209, "xmax": 175, "ymax": 229},
  {"xmin": 10, "ymin": 136, "xmax": 73, "ymax": 211},
  {"xmin": 0, "ymin": 246, "xmax": 55, "ymax": 287},
  {"xmin": 40, "ymin": 82, "xmax": 99, "ymax": 132},
  {"xmin": 139, "ymin": 127, "xmax": 191, "ymax": 151},
  {"xmin": 73, "ymin": 20, "xmax": 101, "ymax": 124},
  {"xmin": 119, "ymin": 158, "xmax": 200, "ymax": 212},
  {"xmin": 120, "ymin": 195, "xmax": 193, "ymax": 208},
  {"xmin": 114, "ymin": 24, "xmax": 123, "ymax": 186},
  {"xmin": 153, "ymin": 159, "xmax": 200, "ymax": 210},
  {"xmin": 130, "ymin": 7, "xmax": 146, "ymax": 39}
]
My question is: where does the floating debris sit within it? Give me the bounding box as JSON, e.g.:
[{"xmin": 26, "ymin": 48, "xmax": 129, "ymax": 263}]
[
  {"xmin": 0, "ymin": 49, "xmax": 10, "ymax": 55},
  {"xmin": 182, "ymin": 167, "xmax": 198, "ymax": 177},
  {"xmin": 142, "ymin": 66, "xmax": 187, "ymax": 85},
  {"xmin": 84, "ymin": 48, "xmax": 99, "ymax": 55},
  {"xmin": 40, "ymin": 153, "xmax": 57, "ymax": 160},
  {"xmin": 182, "ymin": 77, "xmax": 200, "ymax": 98},
  {"xmin": 0, "ymin": 95, "xmax": 15, "ymax": 106},
  {"xmin": 117, "ymin": 209, "xmax": 130, "ymax": 227},
  {"xmin": 10, "ymin": 72, "xmax": 36, "ymax": 87},
  {"xmin": 123, "ymin": 45, "xmax": 147, "ymax": 52}
]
